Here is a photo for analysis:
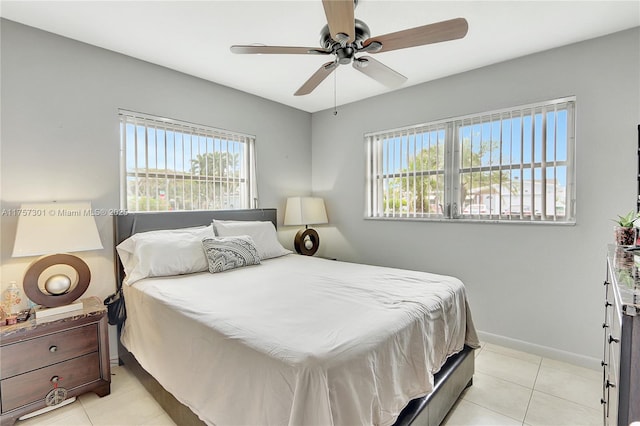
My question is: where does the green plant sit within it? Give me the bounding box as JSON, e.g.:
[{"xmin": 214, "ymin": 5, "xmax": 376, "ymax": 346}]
[
  {"xmin": 616, "ymin": 269, "xmax": 635, "ymax": 289},
  {"xmin": 614, "ymin": 210, "xmax": 639, "ymax": 228}
]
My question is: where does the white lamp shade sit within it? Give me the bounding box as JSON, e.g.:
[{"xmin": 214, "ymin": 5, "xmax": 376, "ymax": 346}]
[
  {"xmin": 12, "ymin": 202, "xmax": 103, "ymax": 257},
  {"xmin": 284, "ymin": 197, "xmax": 328, "ymax": 226}
]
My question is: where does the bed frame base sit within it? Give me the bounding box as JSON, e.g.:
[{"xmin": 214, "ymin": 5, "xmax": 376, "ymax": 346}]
[
  {"xmin": 394, "ymin": 346, "xmax": 475, "ymax": 426},
  {"xmin": 118, "ymin": 341, "xmax": 205, "ymax": 426},
  {"xmin": 118, "ymin": 340, "xmax": 474, "ymax": 426}
]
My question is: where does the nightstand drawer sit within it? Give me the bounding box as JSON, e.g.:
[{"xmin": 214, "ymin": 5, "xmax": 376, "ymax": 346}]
[
  {"xmin": 0, "ymin": 324, "xmax": 98, "ymax": 380},
  {"xmin": 1, "ymin": 352, "xmax": 100, "ymax": 413}
]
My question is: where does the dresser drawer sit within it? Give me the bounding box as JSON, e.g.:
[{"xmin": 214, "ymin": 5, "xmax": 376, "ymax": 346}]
[
  {"xmin": 1, "ymin": 352, "xmax": 100, "ymax": 413},
  {"xmin": 0, "ymin": 324, "xmax": 98, "ymax": 380}
]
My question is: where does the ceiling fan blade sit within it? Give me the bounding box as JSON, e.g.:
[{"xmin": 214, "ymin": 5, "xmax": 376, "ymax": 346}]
[
  {"xmin": 322, "ymin": 0, "xmax": 355, "ymax": 43},
  {"xmin": 230, "ymin": 45, "xmax": 331, "ymax": 55},
  {"xmin": 353, "ymin": 56, "xmax": 407, "ymax": 88},
  {"xmin": 294, "ymin": 61, "xmax": 339, "ymax": 96},
  {"xmin": 363, "ymin": 17, "xmax": 468, "ymax": 53}
]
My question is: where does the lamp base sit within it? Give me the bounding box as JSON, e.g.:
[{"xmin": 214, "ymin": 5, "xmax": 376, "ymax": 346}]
[
  {"xmin": 34, "ymin": 300, "xmax": 84, "ymax": 319},
  {"xmin": 294, "ymin": 228, "xmax": 320, "ymax": 256},
  {"xmin": 23, "ymin": 253, "xmax": 91, "ymax": 308}
]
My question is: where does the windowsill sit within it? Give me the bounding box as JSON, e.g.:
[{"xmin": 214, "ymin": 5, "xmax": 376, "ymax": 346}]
[{"xmin": 364, "ymin": 216, "xmax": 576, "ymax": 226}]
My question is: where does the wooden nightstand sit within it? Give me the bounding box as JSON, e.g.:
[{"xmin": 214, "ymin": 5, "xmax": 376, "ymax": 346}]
[{"xmin": 0, "ymin": 297, "xmax": 110, "ymax": 426}]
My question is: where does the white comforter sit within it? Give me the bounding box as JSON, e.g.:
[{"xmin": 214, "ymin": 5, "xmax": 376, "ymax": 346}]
[{"xmin": 121, "ymin": 254, "xmax": 479, "ymax": 426}]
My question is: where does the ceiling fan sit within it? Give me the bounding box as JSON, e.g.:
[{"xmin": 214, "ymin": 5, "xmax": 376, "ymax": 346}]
[{"xmin": 230, "ymin": 0, "xmax": 468, "ymax": 96}]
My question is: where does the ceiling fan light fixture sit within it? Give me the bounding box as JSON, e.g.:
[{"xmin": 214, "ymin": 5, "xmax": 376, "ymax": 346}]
[{"xmin": 336, "ymin": 47, "xmax": 355, "ymax": 64}]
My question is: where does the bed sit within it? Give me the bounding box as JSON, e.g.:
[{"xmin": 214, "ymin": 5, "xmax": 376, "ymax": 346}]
[{"xmin": 114, "ymin": 208, "xmax": 479, "ymax": 426}]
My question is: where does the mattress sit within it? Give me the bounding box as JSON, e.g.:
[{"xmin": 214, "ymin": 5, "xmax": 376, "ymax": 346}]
[{"xmin": 121, "ymin": 254, "xmax": 479, "ymax": 426}]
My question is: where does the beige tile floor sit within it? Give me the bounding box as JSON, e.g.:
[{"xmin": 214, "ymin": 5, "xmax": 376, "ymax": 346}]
[
  {"xmin": 442, "ymin": 343, "xmax": 602, "ymax": 426},
  {"xmin": 16, "ymin": 343, "xmax": 602, "ymax": 426}
]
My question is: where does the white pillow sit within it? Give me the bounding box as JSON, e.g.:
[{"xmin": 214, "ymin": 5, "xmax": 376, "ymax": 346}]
[
  {"xmin": 117, "ymin": 225, "xmax": 214, "ymax": 284},
  {"xmin": 212, "ymin": 220, "xmax": 291, "ymax": 260}
]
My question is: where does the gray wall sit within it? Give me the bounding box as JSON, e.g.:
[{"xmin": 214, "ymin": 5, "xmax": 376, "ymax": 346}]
[
  {"xmin": 0, "ymin": 19, "xmax": 311, "ymax": 302},
  {"xmin": 311, "ymin": 27, "xmax": 640, "ymax": 365}
]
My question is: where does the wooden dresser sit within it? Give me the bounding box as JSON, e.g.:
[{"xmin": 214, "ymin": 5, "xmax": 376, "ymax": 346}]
[
  {"xmin": 0, "ymin": 297, "xmax": 110, "ymax": 425},
  {"xmin": 603, "ymin": 245, "xmax": 640, "ymax": 426}
]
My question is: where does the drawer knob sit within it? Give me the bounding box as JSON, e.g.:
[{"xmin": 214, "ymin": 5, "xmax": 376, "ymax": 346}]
[
  {"xmin": 602, "ymin": 322, "xmax": 609, "ymax": 328},
  {"xmin": 49, "ymin": 345, "xmax": 58, "ymax": 353},
  {"xmin": 605, "ymin": 301, "xmax": 612, "ymax": 307},
  {"xmin": 609, "ymin": 335, "xmax": 620, "ymax": 344},
  {"xmin": 601, "ymin": 398, "xmax": 607, "ymax": 405},
  {"xmin": 601, "ymin": 360, "xmax": 608, "ymax": 367}
]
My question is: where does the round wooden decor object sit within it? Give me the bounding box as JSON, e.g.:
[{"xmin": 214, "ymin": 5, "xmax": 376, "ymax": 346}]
[
  {"xmin": 23, "ymin": 254, "xmax": 91, "ymax": 307},
  {"xmin": 294, "ymin": 228, "xmax": 320, "ymax": 256}
]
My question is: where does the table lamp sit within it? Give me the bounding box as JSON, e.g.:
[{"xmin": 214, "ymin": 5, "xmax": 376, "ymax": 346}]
[
  {"xmin": 12, "ymin": 202, "xmax": 103, "ymax": 316},
  {"xmin": 284, "ymin": 197, "xmax": 328, "ymax": 256}
]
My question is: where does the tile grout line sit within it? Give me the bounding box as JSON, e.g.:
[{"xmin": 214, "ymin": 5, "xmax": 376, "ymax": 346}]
[
  {"xmin": 459, "ymin": 399, "xmax": 525, "ymax": 424},
  {"xmin": 468, "ymin": 348, "xmax": 537, "ymax": 425},
  {"xmin": 79, "ymin": 396, "xmax": 95, "ymax": 426},
  {"xmin": 521, "ymin": 356, "xmax": 543, "ymax": 425},
  {"xmin": 527, "ymin": 359, "xmax": 604, "ymax": 412},
  {"xmin": 474, "ymin": 350, "xmax": 541, "ymax": 390},
  {"xmin": 530, "ymin": 388, "xmax": 603, "ymax": 412},
  {"xmin": 477, "ymin": 350, "xmax": 602, "ymax": 424}
]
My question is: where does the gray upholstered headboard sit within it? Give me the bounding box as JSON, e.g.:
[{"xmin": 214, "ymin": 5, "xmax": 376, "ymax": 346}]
[{"xmin": 113, "ymin": 208, "xmax": 277, "ymax": 288}]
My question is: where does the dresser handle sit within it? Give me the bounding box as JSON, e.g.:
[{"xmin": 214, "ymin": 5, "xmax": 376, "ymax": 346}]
[
  {"xmin": 605, "ymin": 301, "xmax": 612, "ymax": 307},
  {"xmin": 601, "ymin": 360, "xmax": 608, "ymax": 367},
  {"xmin": 49, "ymin": 345, "xmax": 58, "ymax": 353},
  {"xmin": 602, "ymin": 322, "xmax": 609, "ymax": 328},
  {"xmin": 609, "ymin": 335, "xmax": 620, "ymax": 344},
  {"xmin": 601, "ymin": 398, "xmax": 607, "ymax": 405},
  {"xmin": 606, "ymin": 379, "xmax": 616, "ymax": 389}
]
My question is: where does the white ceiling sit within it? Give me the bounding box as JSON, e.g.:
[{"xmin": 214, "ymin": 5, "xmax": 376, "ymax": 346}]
[{"xmin": 1, "ymin": 1, "xmax": 639, "ymax": 113}]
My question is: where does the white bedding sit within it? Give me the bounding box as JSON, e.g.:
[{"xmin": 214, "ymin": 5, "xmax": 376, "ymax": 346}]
[{"xmin": 121, "ymin": 254, "xmax": 479, "ymax": 426}]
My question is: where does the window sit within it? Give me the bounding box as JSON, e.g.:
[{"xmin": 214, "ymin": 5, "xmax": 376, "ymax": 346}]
[
  {"xmin": 120, "ymin": 110, "xmax": 256, "ymax": 212},
  {"xmin": 366, "ymin": 97, "xmax": 576, "ymax": 223}
]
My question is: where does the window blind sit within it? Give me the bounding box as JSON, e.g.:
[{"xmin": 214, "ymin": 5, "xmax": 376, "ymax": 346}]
[
  {"xmin": 119, "ymin": 110, "xmax": 256, "ymax": 212},
  {"xmin": 366, "ymin": 122, "xmax": 448, "ymax": 219},
  {"xmin": 366, "ymin": 97, "xmax": 576, "ymax": 223}
]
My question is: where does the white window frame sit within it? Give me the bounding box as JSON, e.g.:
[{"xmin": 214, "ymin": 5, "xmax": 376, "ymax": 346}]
[
  {"xmin": 365, "ymin": 97, "xmax": 576, "ymax": 224},
  {"xmin": 119, "ymin": 110, "xmax": 257, "ymax": 212}
]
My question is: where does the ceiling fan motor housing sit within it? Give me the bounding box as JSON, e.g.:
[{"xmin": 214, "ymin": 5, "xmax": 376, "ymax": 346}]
[
  {"xmin": 320, "ymin": 19, "xmax": 371, "ymax": 50},
  {"xmin": 320, "ymin": 18, "xmax": 371, "ymax": 64}
]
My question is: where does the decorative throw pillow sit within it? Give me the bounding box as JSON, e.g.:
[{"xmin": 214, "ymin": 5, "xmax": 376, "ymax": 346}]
[{"xmin": 202, "ymin": 236, "xmax": 261, "ymax": 273}]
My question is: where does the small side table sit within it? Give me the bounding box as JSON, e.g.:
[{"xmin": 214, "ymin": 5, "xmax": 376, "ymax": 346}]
[{"xmin": 0, "ymin": 297, "xmax": 110, "ymax": 425}]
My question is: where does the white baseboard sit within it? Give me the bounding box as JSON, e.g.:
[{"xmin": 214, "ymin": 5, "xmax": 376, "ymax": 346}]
[
  {"xmin": 110, "ymin": 356, "xmax": 120, "ymax": 367},
  {"xmin": 476, "ymin": 330, "xmax": 601, "ymax": 371}
]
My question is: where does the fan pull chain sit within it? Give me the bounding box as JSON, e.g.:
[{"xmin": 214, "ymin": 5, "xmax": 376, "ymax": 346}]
[{"xmin": 333, "ymin": 69, "xmax": 338, "ymax": 116}]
